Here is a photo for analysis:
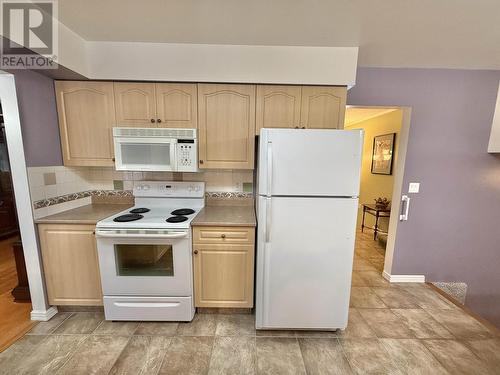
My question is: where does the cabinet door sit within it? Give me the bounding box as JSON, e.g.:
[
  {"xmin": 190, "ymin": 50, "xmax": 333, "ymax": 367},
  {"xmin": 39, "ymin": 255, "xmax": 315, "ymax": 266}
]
[
  {"xmin": 256, "ymin": 85, "xmax": 301, "ymax": 134},
  {"xmin": 38, "ymin": 224, "xmax": 102, "ymax": 306},
  {"xmin": 300, "ymin": 86, "xmax": 347, "ymax": 129},
  {"xmin": 55, "ymin": 81, "xmax": 115, "ymax": 167},
  {"xmin": 193, "ymin": 244, "xmax": 254, "ymax": 308},
  {"xmin": 155, "ymin": 83, "xmax": 197, "ymax": 128},
  {"xmin": 114, "ymin": 82, "xmax": 156, "ymax": 126},
  {"xmin": 198, "ymin": 84, "xmax": 256, "ymax": 169}
]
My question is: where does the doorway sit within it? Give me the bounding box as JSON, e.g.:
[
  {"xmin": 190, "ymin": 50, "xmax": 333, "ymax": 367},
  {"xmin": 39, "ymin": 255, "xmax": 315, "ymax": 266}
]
[
  {"xmin": 344, "ymin": 106, "xmax": 411, "ymax": 279},
  {"xmin": 0, "ymin": 101, "xmax": 34, "ymax": 352}
]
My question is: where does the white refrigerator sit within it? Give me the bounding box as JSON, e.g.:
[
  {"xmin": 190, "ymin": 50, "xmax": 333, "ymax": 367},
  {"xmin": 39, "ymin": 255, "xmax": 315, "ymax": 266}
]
[{"xmin": 256, "ymin": 128, "xmax": 364, "ymax": 330}]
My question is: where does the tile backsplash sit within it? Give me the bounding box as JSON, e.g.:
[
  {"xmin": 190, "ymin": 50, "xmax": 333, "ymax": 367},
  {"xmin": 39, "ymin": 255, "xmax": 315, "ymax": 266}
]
[{"xmin": 27, "ymin": 166, "xmax": 254, "ymax": 217}]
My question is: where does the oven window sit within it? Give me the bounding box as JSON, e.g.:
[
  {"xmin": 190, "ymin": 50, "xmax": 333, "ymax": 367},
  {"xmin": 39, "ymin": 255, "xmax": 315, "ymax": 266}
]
[
  {"xmin": 120, "ymin": 143, "xmax": 171, "ymax": 166},
  {"xmin": 115, "ymin": 244, "xmax": 174, "ymax": 276}
]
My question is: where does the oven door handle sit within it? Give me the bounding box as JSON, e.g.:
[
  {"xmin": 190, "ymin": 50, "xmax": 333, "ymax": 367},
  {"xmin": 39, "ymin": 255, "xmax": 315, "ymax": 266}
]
[{"xmin": 95, "ymin": 231, "xmax": 188, "ymax": 239}]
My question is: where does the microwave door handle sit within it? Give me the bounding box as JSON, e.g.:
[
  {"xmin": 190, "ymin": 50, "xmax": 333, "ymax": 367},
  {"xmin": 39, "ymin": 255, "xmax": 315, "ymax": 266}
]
[{"xmin": 170, "ymin": 140, "xmax": 177, "ymax": 170}]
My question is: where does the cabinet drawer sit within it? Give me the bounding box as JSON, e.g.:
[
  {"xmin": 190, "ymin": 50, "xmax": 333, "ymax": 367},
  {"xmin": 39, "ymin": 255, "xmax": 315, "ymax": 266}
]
[{"xmin": 193, "ymin": 226, "xmax": 254, "ymax": 244}]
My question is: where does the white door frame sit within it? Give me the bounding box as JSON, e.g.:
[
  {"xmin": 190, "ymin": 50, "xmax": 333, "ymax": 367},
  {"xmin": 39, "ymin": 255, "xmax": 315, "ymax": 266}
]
[
  {"xmin": 0, "ymin": 72, "xmax": 57, "ymax": 320},
  {"xmin": 381, "ymin": 107, "xmax": 421, "ymax": 282},
  {"xmin": 346, "ymin": 106, "xmax": 416, "ymax": 282}
]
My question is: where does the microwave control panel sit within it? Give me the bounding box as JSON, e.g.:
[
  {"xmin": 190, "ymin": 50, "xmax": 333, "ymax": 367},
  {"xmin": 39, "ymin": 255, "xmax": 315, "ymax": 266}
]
[{"xmin": 176, "ymin": 141, "xmax": 197, "ymax": 172}]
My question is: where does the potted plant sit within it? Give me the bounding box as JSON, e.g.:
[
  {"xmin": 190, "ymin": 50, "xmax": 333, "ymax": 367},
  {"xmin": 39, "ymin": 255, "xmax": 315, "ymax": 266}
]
[{"xmin": 374, "ymin": 197, "xmax": 390, "ymax": 209}]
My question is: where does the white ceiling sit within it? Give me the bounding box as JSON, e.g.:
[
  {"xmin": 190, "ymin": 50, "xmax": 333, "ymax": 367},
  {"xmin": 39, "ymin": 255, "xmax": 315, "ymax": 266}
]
[
  {"xmin": 57, "ymin": 0, "xmax": 500, "ymax": 69},
  {"xmin": 344, "ymin": 107, "xmax": 399, "ymax": 126}
]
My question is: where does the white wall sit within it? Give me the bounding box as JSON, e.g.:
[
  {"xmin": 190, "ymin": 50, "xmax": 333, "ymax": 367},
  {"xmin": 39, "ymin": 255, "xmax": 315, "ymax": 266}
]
[{"xmin": 87, "ymin": 43, "xmax": 358, "ymax": 85}]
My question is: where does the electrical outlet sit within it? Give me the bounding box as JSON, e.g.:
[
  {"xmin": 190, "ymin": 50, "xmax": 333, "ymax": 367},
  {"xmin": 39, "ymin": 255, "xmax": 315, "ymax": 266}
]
[{"xmin": 409, "ymin": 182, "xmax": 420, "ymax": 193}]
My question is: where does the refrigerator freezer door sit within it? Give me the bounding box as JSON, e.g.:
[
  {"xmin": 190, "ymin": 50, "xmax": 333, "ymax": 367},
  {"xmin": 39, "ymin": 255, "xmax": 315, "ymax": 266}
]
[
  {"xmin": 256, "ymin": 195, "xmax": 358, "ymax": 330},
  {"xmin": 258, "ymin": 128, "xmax": 363, "ymax": 197}
]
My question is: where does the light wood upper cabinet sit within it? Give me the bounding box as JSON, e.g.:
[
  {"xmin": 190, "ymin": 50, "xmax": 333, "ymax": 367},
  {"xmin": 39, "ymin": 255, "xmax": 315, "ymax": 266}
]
[
  {"xmin": 300, "ymin": 86, "xmax": 347, "ymax": 129},
  {"xmin": 38, "ymin": 224, "xmax": 102, "ymax": 306},
  {"xmin": 55, "ymin": 81, "xmax": 115, "ymax": 167},
  {"xmin": 256, "ymin": 85, "xmax": 301, "ymax": 134},
  {"xmin": 114, "ymin": 82, "xmax": 156, "ymax": 126},
  {"xmin": 114, "ymin": 82, "xmax": 197, "ymax": 128},
  {"xmin": 155, "ymin": 83, "xmax": 197, "ymax": 128},
  {"xmin": 193, "ymin": 226, "xmax": 255, "ymax": 308},
  {"xmin": 198, "ymin": 84, "xmax": 256, "ymax": 169}
]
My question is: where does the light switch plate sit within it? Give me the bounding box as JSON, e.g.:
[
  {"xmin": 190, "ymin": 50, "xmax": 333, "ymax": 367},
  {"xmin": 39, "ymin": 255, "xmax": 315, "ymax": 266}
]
[{"xmin": 409, "ymin": 182, "xmax": 420, "ymax": 193}]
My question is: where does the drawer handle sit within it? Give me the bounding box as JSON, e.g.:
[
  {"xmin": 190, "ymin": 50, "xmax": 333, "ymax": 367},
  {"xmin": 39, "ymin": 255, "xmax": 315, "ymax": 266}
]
[
  {"xmin": 221, "ymin": 234, "xmax": 226, "ymax": 239},
  {"xmin": 193, "ymin": 250, "xmax": 198, "ymax": 254}
]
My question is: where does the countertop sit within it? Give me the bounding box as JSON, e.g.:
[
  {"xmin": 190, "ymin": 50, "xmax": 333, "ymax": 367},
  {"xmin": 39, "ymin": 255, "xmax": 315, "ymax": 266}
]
[
  {"xmin": 192, "ymin": 205, "xmax": 256, "ymax": 227},
  {"xmin": 35, "ymin": 204, "xmax": 132, "ymax": 225}
]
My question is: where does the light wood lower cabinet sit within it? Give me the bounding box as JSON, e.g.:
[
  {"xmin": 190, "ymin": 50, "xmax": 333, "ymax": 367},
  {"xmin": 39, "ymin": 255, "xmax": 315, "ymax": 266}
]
[
  {"xmin": 192, "ymin": 226, "xmax": 255, "ymax": 308},
  {"xmin": 38, "ymin": 224, "xmax": 103, "ymax": 306}
]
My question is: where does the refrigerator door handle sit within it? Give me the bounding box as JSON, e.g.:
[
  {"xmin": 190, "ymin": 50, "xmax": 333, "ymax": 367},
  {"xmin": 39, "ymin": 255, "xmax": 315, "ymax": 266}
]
[
  {"xmin": 266, "ymin": 141, "xmax": 272, "ymax": 197},
  {"xmin": 265, "ymin": 197, "xmax": 271, "ymax": 242},
  {"xmin": 400, "ymin": 195, "xmax": 410, "ymax": 221}
]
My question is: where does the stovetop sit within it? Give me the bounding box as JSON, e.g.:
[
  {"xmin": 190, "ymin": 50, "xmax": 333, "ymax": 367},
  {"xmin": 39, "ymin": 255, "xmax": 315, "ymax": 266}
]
[
  {"xmin": 97, "ymin": 204, "xmax": 202, "ymax": 229},
  {"xmin": 96, "ymin": 181, "xmax": 205, "ymax": 230}
]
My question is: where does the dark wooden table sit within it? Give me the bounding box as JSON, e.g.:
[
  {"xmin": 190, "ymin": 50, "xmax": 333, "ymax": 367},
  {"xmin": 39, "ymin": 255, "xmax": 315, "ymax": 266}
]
[{"xmin": 361, "ymin": 204, "xmax": 391, "ymax": 240}]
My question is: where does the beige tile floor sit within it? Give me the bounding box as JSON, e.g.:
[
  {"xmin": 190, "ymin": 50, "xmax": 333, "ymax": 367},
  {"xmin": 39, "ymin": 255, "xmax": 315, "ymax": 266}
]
[{"xmin": 1, "ymin": 230, "xmax": 499, "ymax": 374}]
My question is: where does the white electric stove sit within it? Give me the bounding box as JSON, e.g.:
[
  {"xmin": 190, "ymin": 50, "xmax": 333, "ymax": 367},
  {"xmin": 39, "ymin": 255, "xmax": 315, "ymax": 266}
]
[{"xmin": 95, "ymin": 181, "xmax": 204, "ymax": 321}]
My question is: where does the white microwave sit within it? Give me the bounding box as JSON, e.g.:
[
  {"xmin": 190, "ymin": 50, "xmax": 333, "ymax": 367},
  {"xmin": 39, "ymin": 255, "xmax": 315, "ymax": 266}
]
[{"xmin": 113, "ymin": 127, "xmax": 198, "ymax": 172}]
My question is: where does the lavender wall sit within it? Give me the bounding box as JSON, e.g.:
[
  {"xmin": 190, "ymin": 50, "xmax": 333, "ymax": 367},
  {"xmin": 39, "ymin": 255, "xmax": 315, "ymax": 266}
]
[
  {"xmin": 13, "ymin": 70, "xmax": 63, "ymax": 167},
  {"xmin": 349, "ymin": 68, "xmax": 500, "ymax": 326}
]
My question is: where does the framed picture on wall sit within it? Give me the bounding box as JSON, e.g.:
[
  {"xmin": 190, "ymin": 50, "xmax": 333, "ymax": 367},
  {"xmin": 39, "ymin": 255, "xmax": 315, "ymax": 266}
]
[{"xmin": 371, "ymin": 133, "xmax": 396, "ymax": 175}]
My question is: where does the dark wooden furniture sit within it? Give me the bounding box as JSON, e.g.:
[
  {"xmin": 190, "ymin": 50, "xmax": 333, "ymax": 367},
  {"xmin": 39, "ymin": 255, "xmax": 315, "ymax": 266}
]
[
  {"xmin": 11, "ymin": 241, "xmax": 30, "ymax": 301},
  {"xmin": 361, "ymin": 204, "xmax": 391, "ymax": 240}
]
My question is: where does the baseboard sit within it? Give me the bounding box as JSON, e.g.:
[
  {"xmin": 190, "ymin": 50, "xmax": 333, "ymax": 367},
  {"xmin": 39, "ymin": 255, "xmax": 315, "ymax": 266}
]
[
  {"xmin": 31, "ymin": 306, "xmax": 58, "ymax": 321},
  {"xmin": 383, "ymin": 271, "xmax": 425, "ymax": 283}
]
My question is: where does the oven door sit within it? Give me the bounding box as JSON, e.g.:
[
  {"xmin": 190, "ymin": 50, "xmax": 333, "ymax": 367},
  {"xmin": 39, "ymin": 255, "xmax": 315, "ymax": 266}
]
[
  {"xmin": 114, "ymin": 136, "xmax": 177, "ymax": 171},
  {"xmin": 96, "ymin": 229, "xmax": 192, "ymax": 296}
]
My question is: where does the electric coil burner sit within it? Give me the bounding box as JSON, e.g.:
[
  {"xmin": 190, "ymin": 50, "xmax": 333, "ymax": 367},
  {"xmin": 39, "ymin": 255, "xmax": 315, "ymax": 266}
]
[
  {"xmin": 130, "ymin": 207, "xmax": 150, "ymax": 214},
  {"xmin": 171, "ymin": 208, "xmax": 195, "ymax": 216},
  {"xmin": 166, "ymin": 215, "xmax": 188, "ymax": 223},
  {"xmin": 113, "ymin": 214, "xmax": 144, "ymax": 222}
]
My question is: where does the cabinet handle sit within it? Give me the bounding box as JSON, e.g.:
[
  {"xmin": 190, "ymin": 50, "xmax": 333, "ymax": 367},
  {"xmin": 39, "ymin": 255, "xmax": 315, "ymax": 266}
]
[
  {"xmin": 294, "ymin": 126, "xmax": 299, "ymax": 129},
  {"xmin": 112, "ymin": 157, "xmax": 115, "ymax": 162},
  {"xmin": 93, "ymin": 230, "xmax": 95, "ymax": 235},
  {"xmin": 157, "ymin": 119, "xmax": 162, "ymax": 123},
  {"xmin": 301, "ymin": 126, "xmax": 306, "ymax": 129},
  {"xmin": 193, "ymin": 250, "xmax": 198, "ymax": 254},
  {"xmin": 199, "ymin": 160, "xmax": 204, "ymax": 164},
  {"xmin": 221, "ymin": 234, "xmax": 226, "ymax": 239},
  {"xmin": 150, "ymin": 119, "xmax": 155, "ymax": 123}
]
